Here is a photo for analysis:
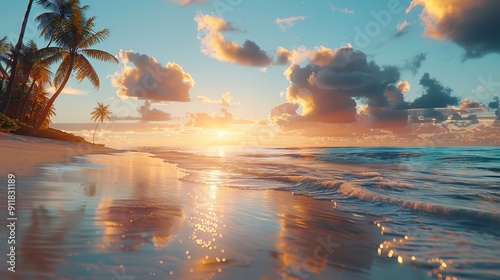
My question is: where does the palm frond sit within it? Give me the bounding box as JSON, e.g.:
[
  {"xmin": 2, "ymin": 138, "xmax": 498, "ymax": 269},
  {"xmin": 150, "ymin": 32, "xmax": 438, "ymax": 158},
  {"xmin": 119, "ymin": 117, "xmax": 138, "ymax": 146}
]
[
  {"xmin": 79, "ymin": 28, "xmax": 110, "ymax": 49},
  {"xmin": 90, "ymin": 102, "xmax": 111, "ymax": 123},
  {"xmin": 37, "ymin": 46, "xmax": 65, "ymax": 66},
  {"xmin": 54, "ymin": 54, "xmax": 72, "ymax": 88},
  {"xmin": 74, "ymin": 53, "xmax": 99, "ymax": 88},
  {"xmin": 81, "ymin": 49, "xmax": 118, "ymax": 64}
]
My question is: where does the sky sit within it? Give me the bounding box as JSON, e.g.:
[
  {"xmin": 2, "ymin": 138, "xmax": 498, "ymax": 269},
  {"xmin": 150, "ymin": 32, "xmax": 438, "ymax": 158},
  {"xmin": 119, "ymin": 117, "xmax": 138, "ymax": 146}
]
[{"xmin": 1, "ymin": 0, "xmax": 499, "ymax": 147}]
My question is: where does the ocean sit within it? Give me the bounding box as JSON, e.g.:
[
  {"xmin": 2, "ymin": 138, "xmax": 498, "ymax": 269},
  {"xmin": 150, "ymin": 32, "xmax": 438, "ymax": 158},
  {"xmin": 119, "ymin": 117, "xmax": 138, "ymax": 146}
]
[{"xmin": 146, "ymin": 146, "xmax": 500, "ymax": 280}]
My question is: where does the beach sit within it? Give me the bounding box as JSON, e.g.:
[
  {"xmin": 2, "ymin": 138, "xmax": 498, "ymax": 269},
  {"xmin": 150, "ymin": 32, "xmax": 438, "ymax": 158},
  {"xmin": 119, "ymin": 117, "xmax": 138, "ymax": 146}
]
[
  {"xmin": 0, "ymin": 134, "xmax": 437, "ymax": 280},
  {"xmin": 2, "ymin": 0, "xmax": 500, "ymax": 278},
  {"xmin": 0, "ymin": 133, "xmax": 116, "ymax": 178}
]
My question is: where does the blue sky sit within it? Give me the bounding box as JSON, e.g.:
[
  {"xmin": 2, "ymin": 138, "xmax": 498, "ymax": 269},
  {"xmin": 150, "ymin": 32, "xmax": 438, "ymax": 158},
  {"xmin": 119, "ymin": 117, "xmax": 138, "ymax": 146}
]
[{"xmin": 1, "ymin": 0, "xmax": 499, "ymax": 146}]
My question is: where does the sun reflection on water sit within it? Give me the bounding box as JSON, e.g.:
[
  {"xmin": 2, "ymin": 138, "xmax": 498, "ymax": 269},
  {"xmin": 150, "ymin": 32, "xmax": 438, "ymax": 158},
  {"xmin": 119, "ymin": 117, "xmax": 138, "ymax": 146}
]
[
  {"xmin": 374, "ymin": 220, "xmax": 458, "ymax": 280},
  {"xmin": 184, "ymin": 169, "xmax": 228, "ymax": 276}
]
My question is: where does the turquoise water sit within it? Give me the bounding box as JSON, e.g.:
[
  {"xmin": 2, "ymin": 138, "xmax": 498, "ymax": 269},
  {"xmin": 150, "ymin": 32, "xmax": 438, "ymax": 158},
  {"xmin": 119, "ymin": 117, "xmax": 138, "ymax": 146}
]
[{"xmin": 148, "ymin": 146, "xmax": 500, "ymax": 280}]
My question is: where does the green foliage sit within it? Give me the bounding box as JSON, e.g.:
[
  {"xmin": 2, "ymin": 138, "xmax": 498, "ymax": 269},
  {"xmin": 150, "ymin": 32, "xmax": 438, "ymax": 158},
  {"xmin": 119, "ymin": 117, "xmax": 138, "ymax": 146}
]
[
  {"xmin": 35, "ymin": 128, "xmax": 90, "ymax": 143},
  {"xmin": 8, "ymin": 119, "xmax": 93, "ymax": 144},
  {"xmin": 0, "ymin": 113, "xmax": 21, "ymax": 132}
]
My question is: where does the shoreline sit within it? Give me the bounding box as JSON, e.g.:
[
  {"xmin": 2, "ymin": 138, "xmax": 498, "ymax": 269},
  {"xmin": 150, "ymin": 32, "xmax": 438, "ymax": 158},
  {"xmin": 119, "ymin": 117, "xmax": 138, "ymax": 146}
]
[
  {"xmin": 0, "ymin": 133, "xmax": 119, "ymax": 178},
  {"xmin": 0, "ymin": 145, "xmax": 432, "ymax": 279}
]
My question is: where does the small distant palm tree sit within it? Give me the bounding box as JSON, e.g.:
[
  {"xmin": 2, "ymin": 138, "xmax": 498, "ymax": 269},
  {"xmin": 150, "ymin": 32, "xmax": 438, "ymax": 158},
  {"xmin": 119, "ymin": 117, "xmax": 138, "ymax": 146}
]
[{"xmin": 90, "ymin": 102, "xmax": 111, "ymax": 144}]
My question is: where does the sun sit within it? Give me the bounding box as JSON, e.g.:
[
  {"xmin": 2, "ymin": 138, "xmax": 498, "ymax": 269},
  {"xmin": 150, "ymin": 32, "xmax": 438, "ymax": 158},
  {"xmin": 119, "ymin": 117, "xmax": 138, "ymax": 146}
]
[{"xmin": 218, "ymin": 130, "xmax": 227, "ymax": 138}]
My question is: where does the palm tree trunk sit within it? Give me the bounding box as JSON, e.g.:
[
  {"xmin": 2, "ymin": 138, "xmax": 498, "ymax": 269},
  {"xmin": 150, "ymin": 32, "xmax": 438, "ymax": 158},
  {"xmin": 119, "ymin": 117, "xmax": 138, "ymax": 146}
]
[
  {"xmin": 31, "ymin": 55, "xmax": 74, "ymax": 135},
  {"xmin": 29, "ymin": 102, "xmax": 41, "ymax": 125},
  {"xmin": 14, "ymin": 67, "xmax": 34, "ymax": 119},
  {"xmin": 92, "ymin": 122, "xmax": 99, "ymax": 144},
  {"xmin": 2, "ymin": 0, "xmax": 34, "ymax": 113},
  {"xmin": 17, "ymin": 79, "xmax": 36, "ymax": 119}
]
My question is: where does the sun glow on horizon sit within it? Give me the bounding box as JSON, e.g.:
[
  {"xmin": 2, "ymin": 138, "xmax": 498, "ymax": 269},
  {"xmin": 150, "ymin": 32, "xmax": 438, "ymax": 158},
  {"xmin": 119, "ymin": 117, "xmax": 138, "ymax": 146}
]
[{"xmin": 218, "ymin": 130, "xmax": 227, "ymax": 138}]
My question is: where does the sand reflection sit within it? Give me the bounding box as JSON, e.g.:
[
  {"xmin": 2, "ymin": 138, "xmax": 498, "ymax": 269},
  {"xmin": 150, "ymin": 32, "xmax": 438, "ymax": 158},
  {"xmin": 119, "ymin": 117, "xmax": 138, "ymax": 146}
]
[
  {"xmin": 18, "ymin": 205, "xmax": 86, "ymax": 279},
  {"xmin": 95, "ymin": 197, "xmax": 183, "ymax": 252},
  {"xmin": 89, "ymin": 153, "xmax": 186, "ymax": 252},
  {"xmin": 2, "ymin": 152, "xmax": 390, "ymax": 279},
  {"xmin": 267, "ymin": 192, "xmax": 379, "ymax": 279}
]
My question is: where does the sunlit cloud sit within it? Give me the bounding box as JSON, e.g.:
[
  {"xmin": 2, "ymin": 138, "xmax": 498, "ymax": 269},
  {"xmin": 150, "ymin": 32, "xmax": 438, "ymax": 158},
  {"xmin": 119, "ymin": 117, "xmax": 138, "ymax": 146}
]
[
  {"xmin": 407, "ymin": 0, "xmax": 500, "ymax": 58},
  {"xmin": 110, "ymin": 101, "xmax": 172, "ymax": 122},
  {"xmin": 171, "ymin": 0, "xmax": 203, "ymax": 6},
  {"xmin": 459, "ymin": 98, "xmax": 484, "ymax": 111},
  {"xmin": 186, "ymin": 108, "xmax": 235, "ymax": 129},
  {"xmin": 255, "ymin": 119, "xmax": 267, "ymax": 126},
  {"xmin": 397, "ymin": 81, "xmax": 411, "ymax": 93},
  {"xmin": 330, "ymin": 4, "xmax": 354, "ymax": 14},
  {"xmin": 274, "ymin": 16, "xmax": 306, "ymax": 32},
  {"xmin": 276, "ymin": 45, "xmax": 409, "ymax": 128},
  {"xmin": 194, "ymin": 13, "xmax": 273, "ymax": 66},
  {"xmin": 138, "ymin": 101, "xmax": 172, "ymax": 121},
  {"xmin": 196, "ymin": 92, "xmax": 239, "ymax": 107},
  {"xmin": 396, "ymin": 20, "xmax": 410, "ymax": 37},
  {"xmin": 111, "ymin": 50, "xmax": 194, "ymax": 102},
  {"xmin": 47, "ymin": 86, "xmax": 89, "ymax": 95}
]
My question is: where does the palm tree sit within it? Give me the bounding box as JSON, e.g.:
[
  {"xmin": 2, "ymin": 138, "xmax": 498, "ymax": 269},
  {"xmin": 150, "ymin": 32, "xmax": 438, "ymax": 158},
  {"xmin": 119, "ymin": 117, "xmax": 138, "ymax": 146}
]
[
  {"xmin": 27, "ymin": 86, "xmax": 50, "ymax": 125},
  {"xmin": 36, "ymin": 0, "xmax": 89, "ymax": 47},
  {"xmin": 0, "ymin": 40, "xmax": 53, "ymax": 120},
  {"xmin": 0, "ymin": 37, "xmax": 11, "ymax": 104},
  {"xmin": 90, "ymin": 102, "xmax": 111, "ymax": 144},
  {"xmin": 0, "ymin": 36, "xmax": 9, "ymax": 82},
  {"xmin": 31, "ymin": 1, "xmax": 118, "ymax": 135},
  {"xmin": 2, "ymin": 0, "xmax": 35, "ymax": 113}
]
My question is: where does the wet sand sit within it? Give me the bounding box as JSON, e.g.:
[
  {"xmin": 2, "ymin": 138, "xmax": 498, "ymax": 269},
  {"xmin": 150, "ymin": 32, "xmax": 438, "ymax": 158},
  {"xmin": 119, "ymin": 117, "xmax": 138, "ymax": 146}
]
[
  {"xmin": 0, "ymin": 133, "xmax": 116, "ymax": 177},
  {"xmin": 0, "ymin": 149, "xmax": 431, "ymax": 279}
]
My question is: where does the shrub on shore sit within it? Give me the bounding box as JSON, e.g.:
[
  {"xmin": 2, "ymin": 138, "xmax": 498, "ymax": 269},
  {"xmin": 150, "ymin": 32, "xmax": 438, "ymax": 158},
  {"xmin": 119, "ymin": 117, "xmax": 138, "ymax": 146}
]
[
  {"xmin": 1, "ymin": 115, "xmax": 93, "ymax": 144},
  {"xmin": 13, "ymin": 124, "xmax": 91, "ymax": 143},
  {"xmin": 0, "ymin": 113, "xmax": 20, "ymax": 132}
]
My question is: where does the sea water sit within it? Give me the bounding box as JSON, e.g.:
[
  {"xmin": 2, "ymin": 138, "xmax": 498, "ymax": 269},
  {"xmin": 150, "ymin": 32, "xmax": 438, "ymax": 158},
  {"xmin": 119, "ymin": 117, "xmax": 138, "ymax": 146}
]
[{"xmin": 147, "ymin": 146, "xmax": 500, "ymax": 280}]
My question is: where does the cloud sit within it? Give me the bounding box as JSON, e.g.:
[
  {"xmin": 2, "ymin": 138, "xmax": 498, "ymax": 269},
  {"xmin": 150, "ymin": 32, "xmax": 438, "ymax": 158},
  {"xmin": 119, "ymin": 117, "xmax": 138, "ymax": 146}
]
[
  {"xmin": 255, "ymin": 119, "xmax": 267, "ymax": 126},
  {"xmin": 110, "ymin": 115, "xmax": 141, "ymax": 121},
  {"xmin": 275, "ymin": 45, "xmax": 409, "ymax": 128},
  {"xmin": 407, "ymin": 0, "xmax": 500, "ymax": 59},
  {"xmin": 48, "ymin": 86, "xmax": 89, "ymax": 95},
  {"xmin": 269, "ymin": 102, "xmax": 301, "ymax": 129},
  {"xmin": 110, "ymin": 101, "xmax": 172, "ymax": 122},
  {"xmin": 410, "ymin": 73, "xmax": 459, "ymax": 108},
  {"xmin": 489, "ymin": 96, "xmax": 500, "ymax": 120},
  {"xmin": 196, "ymin": 92, "xmax": 239, "ymax": 107},
  {"xmin": 396, "ymin": 20, "xmax": 410, "ymax": 37},
  {"xmin": 186, "ymin": 108, "xmax": 235, "ymax": 129},
  {"xmin": 195, "ymin": 13, "xmax": 274, "ymax": 67},
  {"xmin": 111, "ymin": 50, "xmax": 194, "ymax": 102},
  {"xmin": 275, "ymin": 44, "xmax": 361, "ymax": 66},
  {"xmin": 402, "ymin": 53, "xmax": 427, "ymax": 75},
  {"xmin": 275, "ymin": 47, "xmax": 296, "ymax": 65},
  {"xmin": 330, "ymin": 4, "xmax": 354, "ymax": 14},
  {"xmin": 422, "ymin": 108, "xmax": 447, "ymax": 122},
  {"xmin": 397, "ymin": 81, "xmax": 411, "ymax": 93},
  {"xmin": 459, "ymin": 98, "xmax": 484, "ymax": 110},
  {"xmin": 171, "ymin": 0, "xmax": 203, "ymax": 5},
  {"xmin": 449, "ymin": 113, "xmax": 479, "ymax": 125},
  {"xmin": 489, "ymin": 96, "xmax": 499, "ymax": 109},
  {"xmin": 274, "ymin": 16, "xmax": 306, "ymax": 32},
  {"xmin": 138, "ymin": 101, "xmax": 172, "ymax": 121}
]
